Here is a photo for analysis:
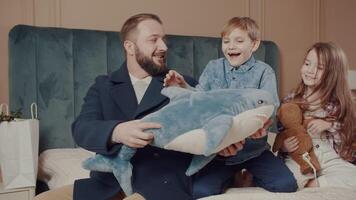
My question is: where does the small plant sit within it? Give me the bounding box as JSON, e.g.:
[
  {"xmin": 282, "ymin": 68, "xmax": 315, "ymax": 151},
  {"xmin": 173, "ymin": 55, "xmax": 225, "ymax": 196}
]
[{"xmin": 0, "ymin": 110, "xmax": 22, "ymax": 122}]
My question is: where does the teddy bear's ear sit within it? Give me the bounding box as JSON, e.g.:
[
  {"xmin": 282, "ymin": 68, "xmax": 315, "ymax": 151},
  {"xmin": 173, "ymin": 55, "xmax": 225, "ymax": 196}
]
[
  {"xmin": 276, "ymin": 104, "xmax": 286, "ymax": 121},
  {"xmin": 161, "ymin": 86, "xmax": 192, "ymax": 101},
  {"xmin": 276, "ymin": 106, "xmax": 282, "ymax": 117},
  {"xmin": 290, "ymin": 98, "xmax": 307, "ymax": 110}
]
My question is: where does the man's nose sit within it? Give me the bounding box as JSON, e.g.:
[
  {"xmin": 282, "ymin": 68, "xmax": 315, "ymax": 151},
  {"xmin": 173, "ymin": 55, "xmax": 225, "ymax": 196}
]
[{"xmin": 158, "ymin": 38, "xmax": 168, "ymax": 51}]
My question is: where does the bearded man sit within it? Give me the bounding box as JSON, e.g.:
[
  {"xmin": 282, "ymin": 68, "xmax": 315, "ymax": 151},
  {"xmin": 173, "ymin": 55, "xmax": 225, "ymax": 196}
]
[{"xmin": 34, "ymin": 13, "xmax": 248, "ymax": 200}]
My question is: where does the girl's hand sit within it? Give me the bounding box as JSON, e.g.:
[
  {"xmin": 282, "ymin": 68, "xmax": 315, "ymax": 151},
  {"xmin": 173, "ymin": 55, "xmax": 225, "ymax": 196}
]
[
  {"xmin": 218, "ymin": 140, "xmax": 245, "ymax": 157},
  {"xmin": 281, "ymin": 136, "xmax": 299, "ymax": 153},
  {"xmin": 163, "ymin": 70, "xmax": 188, "ymax": 88},
  {"xmin": 307, "ymin": 119, "xmax": 332, "ymax": 136}
]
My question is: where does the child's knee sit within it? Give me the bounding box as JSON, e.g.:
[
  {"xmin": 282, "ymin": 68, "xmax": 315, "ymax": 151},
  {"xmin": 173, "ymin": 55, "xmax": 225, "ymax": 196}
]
[
  {"xmin": 192, "ymin": 181, "xmax": 230, "ymax": 199},
  {"xmin": 263, "ymin": 176, "xmax": 298, "ymax": 193},
  {"xmin": 192, "ymin": 184, "xmax": 220, "ymax": 199}
]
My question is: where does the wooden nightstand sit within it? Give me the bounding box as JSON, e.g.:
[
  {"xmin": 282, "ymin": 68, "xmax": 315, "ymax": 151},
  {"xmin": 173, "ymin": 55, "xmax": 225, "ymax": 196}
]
[{"xmin": 0, "ymin": 170, "xmax": 35, "ymax": 200}]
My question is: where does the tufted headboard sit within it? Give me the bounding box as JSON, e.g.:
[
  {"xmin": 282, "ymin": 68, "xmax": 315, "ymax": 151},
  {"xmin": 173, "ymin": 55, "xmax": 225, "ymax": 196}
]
[{"xmin": 8, "ymin": 25, "xmax": 279, "ymax": 152}]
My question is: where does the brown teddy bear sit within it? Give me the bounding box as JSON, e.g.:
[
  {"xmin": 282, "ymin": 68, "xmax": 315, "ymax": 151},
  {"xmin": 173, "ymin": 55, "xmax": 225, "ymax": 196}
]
[{"xmin": 273, "ymin": 102, "xmax": 321, "ymax": 174}]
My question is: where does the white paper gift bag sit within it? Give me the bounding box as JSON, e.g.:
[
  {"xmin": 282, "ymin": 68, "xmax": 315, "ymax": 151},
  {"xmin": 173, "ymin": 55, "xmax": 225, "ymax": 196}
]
[{"xmin": 0, "ymin": 103, "xmax": 39, "ymax": 189}]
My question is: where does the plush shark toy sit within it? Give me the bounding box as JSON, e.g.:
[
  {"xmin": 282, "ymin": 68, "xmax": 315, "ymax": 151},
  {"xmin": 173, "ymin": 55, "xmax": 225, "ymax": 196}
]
[{"xmin": 82, "ymin": 87, "xmax": 275, "ymax": 195}]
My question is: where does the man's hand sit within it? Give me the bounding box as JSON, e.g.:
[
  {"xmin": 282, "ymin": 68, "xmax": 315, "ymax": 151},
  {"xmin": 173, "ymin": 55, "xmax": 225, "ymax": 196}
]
[
  {"xmin": 217, "ymin": 118, "xmax": 273, "ymax": 157},
  {"xmin": 163, "ymin": 70, "xmax": 188, "ymax": 88},
  {"xmin": 307, "ymin": 119, "xmax": 332, "ymax": 136},
  {"xmin": 250, "ymin": 118, "xmax": 272, "ymax": 139},
  {"xmin": 218, "ymin": 140, "xmax": 245, "ymax": 157},
  {"xmin": 111, "ymin": 120, "xmax": 161, "ymax": 148}
]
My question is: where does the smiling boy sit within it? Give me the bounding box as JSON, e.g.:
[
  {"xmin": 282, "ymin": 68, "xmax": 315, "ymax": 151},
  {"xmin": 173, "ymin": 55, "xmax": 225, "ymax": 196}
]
[{"xmin": 164, "ymin": 17, "xmax": 297, "ymax": 198}]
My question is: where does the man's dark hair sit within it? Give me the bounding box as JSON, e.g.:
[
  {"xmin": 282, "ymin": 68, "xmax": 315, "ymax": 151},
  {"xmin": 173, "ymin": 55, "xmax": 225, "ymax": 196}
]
[{"xmin": 121, "ymin": 13, "xmax": 162, "ymax": 42}]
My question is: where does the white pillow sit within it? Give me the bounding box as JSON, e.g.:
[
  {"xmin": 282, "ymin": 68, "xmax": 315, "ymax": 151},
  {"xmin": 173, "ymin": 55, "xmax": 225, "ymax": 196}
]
[{"xmin": 37, "ymin": 148, "xmax": 94, "ymax": 189}]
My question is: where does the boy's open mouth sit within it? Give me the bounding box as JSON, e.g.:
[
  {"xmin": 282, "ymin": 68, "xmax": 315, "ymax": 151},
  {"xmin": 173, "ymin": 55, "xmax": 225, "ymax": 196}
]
[{"xmin": 228, "ymin": 53, "xmax": 241, "ymax": 58}]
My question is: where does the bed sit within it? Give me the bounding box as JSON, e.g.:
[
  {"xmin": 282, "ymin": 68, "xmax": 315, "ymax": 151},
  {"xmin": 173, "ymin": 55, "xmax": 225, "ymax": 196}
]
[{"xmin": 8, "ymin": 24, "xmax": 355, "ymax": 199}]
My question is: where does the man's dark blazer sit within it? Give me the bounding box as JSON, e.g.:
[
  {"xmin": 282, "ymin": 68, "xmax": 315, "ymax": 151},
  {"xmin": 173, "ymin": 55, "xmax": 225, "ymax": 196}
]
[{"xmin": 72, "ymin": 62, "xmax": 197, "ymax": 200}]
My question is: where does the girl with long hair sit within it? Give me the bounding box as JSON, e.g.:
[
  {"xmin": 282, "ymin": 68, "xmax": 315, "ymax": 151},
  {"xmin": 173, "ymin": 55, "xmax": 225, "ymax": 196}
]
[{"xmin": 280, "ymin": 42, "xmax": 356, "ymax": 189}]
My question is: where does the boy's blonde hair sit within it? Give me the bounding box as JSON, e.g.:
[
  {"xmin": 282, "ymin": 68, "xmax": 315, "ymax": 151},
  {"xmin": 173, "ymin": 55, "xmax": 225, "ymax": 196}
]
[{"xmin": 221, "ymin": 17, "xmax": 260, "ymax": 41}]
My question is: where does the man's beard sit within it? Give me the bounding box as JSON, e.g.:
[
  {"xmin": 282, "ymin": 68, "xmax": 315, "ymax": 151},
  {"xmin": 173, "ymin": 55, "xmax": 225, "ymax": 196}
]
[{"xmin": 135, "ymin": 46, "xmax": 168, "ymax": 76}]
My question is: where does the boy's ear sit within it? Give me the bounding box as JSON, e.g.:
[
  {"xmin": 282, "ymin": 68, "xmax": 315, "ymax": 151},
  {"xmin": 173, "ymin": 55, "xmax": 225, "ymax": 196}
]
[
  {"xmin": 124, "ymin": 40, "xmax": 135, "ymax": 56},
  {"xmin": 252, "ymin": 39, "xmax": 261, "ymax": 52}
]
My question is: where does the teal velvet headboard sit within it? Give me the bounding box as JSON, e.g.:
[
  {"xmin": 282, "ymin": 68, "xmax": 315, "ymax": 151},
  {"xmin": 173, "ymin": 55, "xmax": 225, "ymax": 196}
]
[{"xmin": 8, "ymin": 24, "xmax": 279, "ymax": 152}]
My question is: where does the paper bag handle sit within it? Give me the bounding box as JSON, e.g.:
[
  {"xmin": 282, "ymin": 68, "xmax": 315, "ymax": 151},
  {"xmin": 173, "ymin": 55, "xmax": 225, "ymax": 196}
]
[
  {"xmin": 31, "ymin": 103, "xmax": 38, "ymax": 119},
  {"xmin": 0, "ymin": 103, "xmax": 9, "ymax": 115}
]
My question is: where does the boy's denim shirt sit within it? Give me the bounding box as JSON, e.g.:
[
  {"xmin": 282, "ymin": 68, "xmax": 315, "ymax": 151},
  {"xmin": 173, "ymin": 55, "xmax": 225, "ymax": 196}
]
[{"xmin": 195, "ymin": 56, "xmax": 280, "ymax": 165}]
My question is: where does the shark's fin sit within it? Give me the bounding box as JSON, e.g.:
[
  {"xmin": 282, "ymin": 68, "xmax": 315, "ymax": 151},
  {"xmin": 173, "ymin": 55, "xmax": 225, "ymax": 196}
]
[
  {"xmin": 82, "ymin": 154, "xmax": 113, "ymax": 173},
  {"xmin": 83, "ymin": 145, "xmax": 137, "ymax": 196},
  {"xmin": 112, "ymin": 145, "xmax": 136, "ymax": 195},
  {"xmin": 164, "ymin": 129, "xmax": 207, "ymax": 155},
  {"xmin": 112, "ymin": 160, "xmax": 134, "ymax": 196},
  {"xmin": 215, "ymin": 105, "xmax": 274, "ymax": 153},
  {"xmin": 161, "ymin": 86, "xmax": 193, "ymax": 101},
  {"xmin": 185, "ymin": 154, "xmax": 216, "ymax": 176},
  {"xmin": 119, "ymin": 145, "xmax": 137, "ymax": 161},
  {"xmin": 202, "ymin": 115, "xmax": 233, "ymax": 156}
]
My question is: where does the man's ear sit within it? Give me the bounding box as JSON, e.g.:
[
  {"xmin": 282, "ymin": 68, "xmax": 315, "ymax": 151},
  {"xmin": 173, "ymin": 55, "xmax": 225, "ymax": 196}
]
[
  {"xmin": 252, "ymin": 39, "xmax": 261, "ymax": 52},
  {"xmin": 124, "ymin": 40, "xmax": 135, "ymax": 56}
]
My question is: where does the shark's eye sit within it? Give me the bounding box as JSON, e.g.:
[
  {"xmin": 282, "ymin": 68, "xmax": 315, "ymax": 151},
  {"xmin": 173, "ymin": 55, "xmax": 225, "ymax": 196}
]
[{"xmin": 258, "ymin": 100, "xmax": 264, "ymax": 104}]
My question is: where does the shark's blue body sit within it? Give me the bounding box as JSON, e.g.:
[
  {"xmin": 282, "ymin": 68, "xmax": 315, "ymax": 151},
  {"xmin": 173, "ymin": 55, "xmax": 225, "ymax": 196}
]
[{"xmin": 82, "ymin": 87, "xmax": 274, "ymax": 195}]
